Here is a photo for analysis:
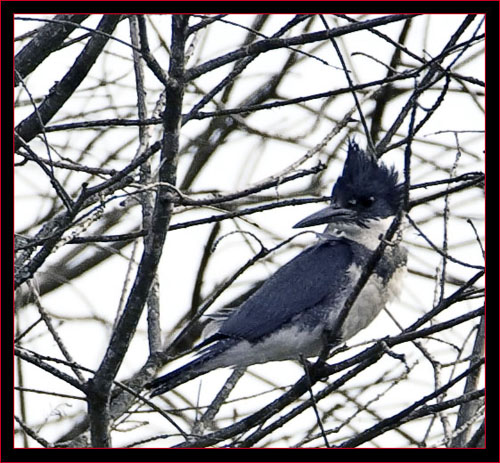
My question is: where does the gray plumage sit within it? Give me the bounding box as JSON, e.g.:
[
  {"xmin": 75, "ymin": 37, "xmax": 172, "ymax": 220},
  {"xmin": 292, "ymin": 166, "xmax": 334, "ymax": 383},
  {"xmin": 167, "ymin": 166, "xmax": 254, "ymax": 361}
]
[{"xmin": 146, "ymin": 140, "xmax": 407, "ymax": 397}]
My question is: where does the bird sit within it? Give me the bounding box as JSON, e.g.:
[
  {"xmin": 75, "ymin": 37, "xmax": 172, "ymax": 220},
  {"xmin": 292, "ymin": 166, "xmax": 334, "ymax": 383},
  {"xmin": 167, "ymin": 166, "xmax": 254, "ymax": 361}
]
[{"xmin": 146, "ymin": 139, "xmax": 407, "ymax": 397}]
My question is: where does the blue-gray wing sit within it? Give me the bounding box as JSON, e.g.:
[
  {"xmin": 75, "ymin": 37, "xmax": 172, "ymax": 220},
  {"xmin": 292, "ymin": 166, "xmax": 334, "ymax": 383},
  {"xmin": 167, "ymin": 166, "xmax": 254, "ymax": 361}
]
[{"xmin": 214, "ymin": 239, "xmax": 352, "ymax": 342}]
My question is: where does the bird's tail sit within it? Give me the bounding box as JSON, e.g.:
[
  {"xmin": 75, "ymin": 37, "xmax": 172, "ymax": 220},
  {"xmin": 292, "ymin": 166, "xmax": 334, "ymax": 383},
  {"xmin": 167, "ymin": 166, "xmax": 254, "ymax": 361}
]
[{"xmin": 145, "ymin": 339, "xmax": 235, "ymax": 397}]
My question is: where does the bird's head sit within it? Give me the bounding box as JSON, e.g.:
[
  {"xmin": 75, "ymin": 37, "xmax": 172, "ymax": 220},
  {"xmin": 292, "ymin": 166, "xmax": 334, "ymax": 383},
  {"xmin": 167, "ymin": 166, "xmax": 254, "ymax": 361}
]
[{"xmin": 294, "ymin": 140, "xmax": 403, "ymax": 248}]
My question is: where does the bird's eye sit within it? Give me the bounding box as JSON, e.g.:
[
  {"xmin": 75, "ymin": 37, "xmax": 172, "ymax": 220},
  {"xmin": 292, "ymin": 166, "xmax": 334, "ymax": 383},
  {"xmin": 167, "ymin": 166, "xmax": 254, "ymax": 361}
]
[{"xmin": 359, "ymin": 196, "xmax": 375, "ymax": 207}]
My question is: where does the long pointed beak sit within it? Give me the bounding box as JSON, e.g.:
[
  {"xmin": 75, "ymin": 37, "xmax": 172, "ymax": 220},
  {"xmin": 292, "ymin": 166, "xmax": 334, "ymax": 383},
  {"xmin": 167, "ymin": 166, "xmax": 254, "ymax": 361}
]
[{"xmin": 293, "ymin": 204, "xmax": 355, "ymax": 229}]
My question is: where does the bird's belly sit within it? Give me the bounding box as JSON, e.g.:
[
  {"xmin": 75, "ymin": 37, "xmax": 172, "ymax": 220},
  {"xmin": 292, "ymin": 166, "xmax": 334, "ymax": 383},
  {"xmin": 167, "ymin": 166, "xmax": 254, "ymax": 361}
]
[{"xmin": 208, "ymin": 324, "xmax": 324, "ymax": 369}]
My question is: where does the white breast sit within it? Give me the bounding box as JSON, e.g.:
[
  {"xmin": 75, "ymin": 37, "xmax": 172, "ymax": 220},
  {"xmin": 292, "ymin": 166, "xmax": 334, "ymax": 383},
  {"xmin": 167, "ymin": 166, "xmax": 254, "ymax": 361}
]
[{"xmin": 337, "ymin": 262, "xmax": 406, "ymax": 341}]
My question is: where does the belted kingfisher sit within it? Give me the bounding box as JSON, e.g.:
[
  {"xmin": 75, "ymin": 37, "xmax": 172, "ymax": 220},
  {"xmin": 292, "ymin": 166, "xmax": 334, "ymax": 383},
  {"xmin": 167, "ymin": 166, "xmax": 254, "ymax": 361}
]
[{"xmin": 146, "ymin": 140, "xmax": 407, "ymax": 397}]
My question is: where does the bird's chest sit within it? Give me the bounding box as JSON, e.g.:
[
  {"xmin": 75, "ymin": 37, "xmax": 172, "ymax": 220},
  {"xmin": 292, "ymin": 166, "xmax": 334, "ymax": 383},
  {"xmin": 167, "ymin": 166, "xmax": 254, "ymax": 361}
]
[{"xmin": 329, "ymin": 254, "xmax": 406, "ymax": 341}]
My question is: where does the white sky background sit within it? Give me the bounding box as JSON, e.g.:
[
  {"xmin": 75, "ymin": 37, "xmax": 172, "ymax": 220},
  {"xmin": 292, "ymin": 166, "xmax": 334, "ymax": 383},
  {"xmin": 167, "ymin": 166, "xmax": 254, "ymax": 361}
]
[{"xmin": 14, "ymin": 14, "xmax": 485, "ymax": 448}]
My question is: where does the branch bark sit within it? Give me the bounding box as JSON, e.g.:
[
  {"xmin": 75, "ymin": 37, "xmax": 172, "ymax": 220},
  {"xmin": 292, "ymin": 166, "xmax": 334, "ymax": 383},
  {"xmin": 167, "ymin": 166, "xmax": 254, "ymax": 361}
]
[{"xmin": 86, "ymin": 15, "xmax": 189, "ymax": 448}]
